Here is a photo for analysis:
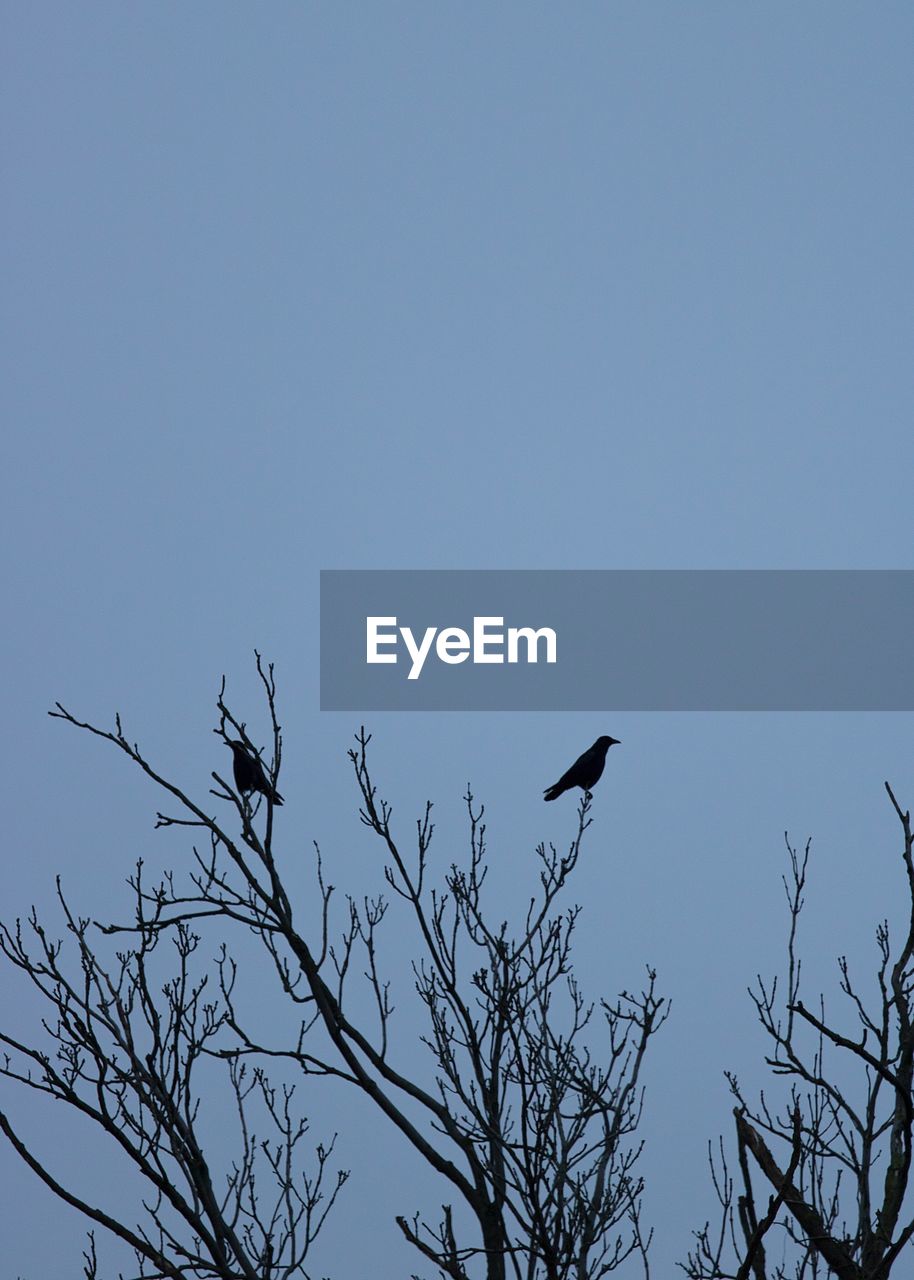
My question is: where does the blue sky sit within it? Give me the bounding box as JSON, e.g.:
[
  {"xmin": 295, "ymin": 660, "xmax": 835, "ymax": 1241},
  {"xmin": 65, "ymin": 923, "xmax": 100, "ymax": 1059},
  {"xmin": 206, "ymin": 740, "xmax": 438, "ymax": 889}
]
[{"xmin": 3, "ymin": 6, "xmax": 914, "ymax": 1276}]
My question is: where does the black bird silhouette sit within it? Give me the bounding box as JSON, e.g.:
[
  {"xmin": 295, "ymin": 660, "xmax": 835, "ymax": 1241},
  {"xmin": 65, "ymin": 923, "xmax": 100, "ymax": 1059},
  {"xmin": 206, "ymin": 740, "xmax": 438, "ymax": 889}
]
[
  {"xmin": 227, "ymin": 740, "xmax": 284, "ymax": 806},
  {"xmin": 543, "ymin": 736, "xmax": 620, "ymax": 802}
]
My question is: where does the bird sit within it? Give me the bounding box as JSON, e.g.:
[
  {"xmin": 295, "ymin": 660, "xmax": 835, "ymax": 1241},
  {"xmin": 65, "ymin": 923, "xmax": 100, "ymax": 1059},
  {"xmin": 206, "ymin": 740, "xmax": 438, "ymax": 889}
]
[
  {"xmin": 543, "ymin": 736, "xmax": 620, "ymax": 802},
  {"xmin": 227, "ymin": 740, "xmax": 284, "ymax": 806}
]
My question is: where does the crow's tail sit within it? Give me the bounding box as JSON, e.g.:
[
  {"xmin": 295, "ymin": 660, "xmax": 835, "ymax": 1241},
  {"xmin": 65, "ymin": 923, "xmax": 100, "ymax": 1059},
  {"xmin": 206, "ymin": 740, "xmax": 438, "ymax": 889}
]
[{"xmin": 543, "ymin": 783, "xmax": 565, "ymax": 802}]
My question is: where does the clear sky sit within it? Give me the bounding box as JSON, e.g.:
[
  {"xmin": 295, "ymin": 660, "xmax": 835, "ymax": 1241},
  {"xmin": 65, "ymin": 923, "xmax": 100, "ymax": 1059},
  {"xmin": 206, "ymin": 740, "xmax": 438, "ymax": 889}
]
[{"xmin": 3, "ymin": 6, "xmax": 914, "ymax": 1276}]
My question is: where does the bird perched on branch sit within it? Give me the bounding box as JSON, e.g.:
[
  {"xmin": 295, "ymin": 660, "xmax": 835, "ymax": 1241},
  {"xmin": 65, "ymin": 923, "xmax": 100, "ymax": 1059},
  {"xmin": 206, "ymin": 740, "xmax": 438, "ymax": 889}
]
[
  {"xmin": 543, "ymin": 736, "xmax": 619, "ymax": 802},
  {"xmin": 227, "ymin": 740, "xmax": 284, "ymax": 805}
]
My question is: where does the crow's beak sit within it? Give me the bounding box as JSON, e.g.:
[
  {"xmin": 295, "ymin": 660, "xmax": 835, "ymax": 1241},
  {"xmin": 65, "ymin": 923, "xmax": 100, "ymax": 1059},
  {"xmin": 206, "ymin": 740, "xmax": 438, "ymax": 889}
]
[{"xmin": 609, "ymin": 737, "xmax": 621, "ymax": 745}]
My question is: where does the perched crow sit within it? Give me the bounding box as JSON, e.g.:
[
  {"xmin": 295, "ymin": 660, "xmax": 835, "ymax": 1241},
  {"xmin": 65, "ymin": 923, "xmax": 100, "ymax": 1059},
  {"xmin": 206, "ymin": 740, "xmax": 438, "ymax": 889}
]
[
  {"xmin": 543, "ymin": 736, "xmax": 620, "ymax": 802},
  {"xmin": 227, "ymin": 740, "xmax": 284, "ymax": 806}
]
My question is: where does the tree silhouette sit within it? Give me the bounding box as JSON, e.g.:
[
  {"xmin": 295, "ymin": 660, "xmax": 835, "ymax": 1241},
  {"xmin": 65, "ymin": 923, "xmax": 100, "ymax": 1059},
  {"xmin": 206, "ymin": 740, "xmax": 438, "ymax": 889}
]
[
  {"xmin": 0, "ymin": 884, "xmax": 346, "ymax": 1280},
  {"xmin": 683, "ymin": 787, "xmax": 914, "ymax": 1280},
  {"xmin": 0, "ymin": 660, "xmax": 665, "ymax": 1279}
]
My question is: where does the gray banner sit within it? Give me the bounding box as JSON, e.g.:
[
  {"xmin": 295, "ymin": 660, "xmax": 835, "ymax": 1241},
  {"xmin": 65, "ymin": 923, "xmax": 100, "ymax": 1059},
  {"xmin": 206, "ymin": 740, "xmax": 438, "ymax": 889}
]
[{"xmin": 319, "ymin": 570, "xmax": 914, "ymax": 711}]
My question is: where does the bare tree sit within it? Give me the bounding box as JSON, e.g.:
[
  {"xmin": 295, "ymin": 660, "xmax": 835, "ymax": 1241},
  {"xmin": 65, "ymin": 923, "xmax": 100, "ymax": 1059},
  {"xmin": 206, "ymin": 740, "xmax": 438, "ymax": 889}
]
[
  {"xmin": 683, "ymin": 784, "xmax": 914, "ymax": 1280},
  {"xmin": 0, "ymin": 661, "xmax": 666, "ymax": 1279},
  {"xmin": 0, "ymin": 883, "xmax": 347, "ymax": 1280},
  {"xmin": 348, "ymin": 734, "xmax": 667, "ymax": 1280}
]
